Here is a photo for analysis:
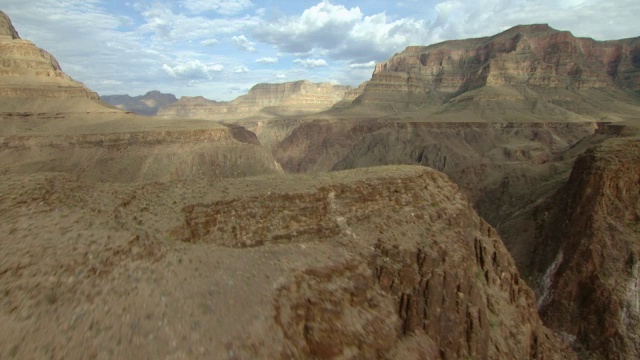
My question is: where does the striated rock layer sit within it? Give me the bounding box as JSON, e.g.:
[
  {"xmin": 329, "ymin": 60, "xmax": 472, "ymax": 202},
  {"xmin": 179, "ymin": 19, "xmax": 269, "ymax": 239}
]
[
  {"xmin": 354, "ymin": 24, "xmax": 640, "ymax": 109},
  {"xmin": 0, "ymin": 11, "xmax": 102, "ymax": 109},
  {"xmin": 157, "ymin": 80, "xmax": 352, "ymax": 120},
  {"xmin": 0, "ymin": 165, "xmax": 574, "ymax": 359},
  {"xmin": 528, "ymin": 135, "xmax": 640, "ymax": 359}
]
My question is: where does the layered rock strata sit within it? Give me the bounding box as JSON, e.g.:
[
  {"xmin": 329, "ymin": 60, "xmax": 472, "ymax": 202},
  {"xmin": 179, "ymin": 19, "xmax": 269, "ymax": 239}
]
[
  {"xmin": 354, "ymin": 24, "xmax": 640, "ymax": 107},
  {"xmin": 529, "ymin": 135, "xmax": 640, "ymax": 359},
  {"xmin": 0, "ymin": 11, "xmax": 101, "ymax": 106},
  {"xmin": 157, "ymin": 80, "xmax": 352, "ymax": 120}
]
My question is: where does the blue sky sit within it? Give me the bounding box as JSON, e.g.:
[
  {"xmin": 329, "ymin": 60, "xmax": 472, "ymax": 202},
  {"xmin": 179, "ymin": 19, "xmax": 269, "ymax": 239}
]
[{"xmin": 3, "ymin": 0, "xmax": 638, "ymax": 100}]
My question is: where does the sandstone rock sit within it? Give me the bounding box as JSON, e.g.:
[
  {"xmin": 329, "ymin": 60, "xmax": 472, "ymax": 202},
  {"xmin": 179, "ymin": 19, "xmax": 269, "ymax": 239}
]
[
  {"xmin": 353, "ymin": 24, "xmax": 640, "ymax": 109},
  {"xmin": 0, "ymin": 10, "xmax": 19, "ymax": 39},
  {"xmin": 332, "ymin": 81, "xmax": 368, "ymax": 108},
  {"xmin": 157, "ymin": 80, "xmax": 352, "ymax": 120},
  {"xmin": 0, "ymin": 11, "xmax": 109, "ymax": 113},
  {"xmin": 101, "ymin": 90, "xmax": 178, "ymax": 116}
]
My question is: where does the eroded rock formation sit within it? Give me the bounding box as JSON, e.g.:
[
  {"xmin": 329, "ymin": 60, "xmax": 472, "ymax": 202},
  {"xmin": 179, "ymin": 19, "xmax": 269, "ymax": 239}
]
[
  {"xmin": 353, "ymin": 24, "xmax": 640, "ymax": 109},
  {"xmin": 157, "ymin": 80, "xmax": 352, "ymax": 120},
  {"xmin": 528, "ymin": 134, "xmax": 640, "ymax": 359},
  {"xmin": 0, "ymin": 11, "xmax": 102, "ymax": 109}
]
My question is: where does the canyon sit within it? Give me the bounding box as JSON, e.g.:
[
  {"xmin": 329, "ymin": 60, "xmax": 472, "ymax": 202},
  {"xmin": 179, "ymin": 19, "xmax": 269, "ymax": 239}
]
[{"xmin": 1, "ymin": 9, "xmax": 640, "ymax": 360}]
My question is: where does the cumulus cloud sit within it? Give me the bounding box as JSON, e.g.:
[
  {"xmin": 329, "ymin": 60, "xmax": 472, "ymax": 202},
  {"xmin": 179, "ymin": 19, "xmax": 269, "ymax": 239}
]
[
  {"xmin": 254, "ymin": 2, "xmax": 362, "ymax": 53},
  {"xmin": 232, "ymin": 35, "xmax": 256, "ymax": 51},
  {"xmin": 137, "ymin": 4, "xmax": 261, "ymax": 42},
  {"xmin": 234, "ymin": 66, "xmax": 249, "ymax": 73},
  {"xmin": 162, "ymin": 60, "xmax": 224, "ymax": 80},
  {"xmin": 255, "ymin": 57, "xmax": 278, "ymax": 64},
  {"xmin": 294, "ymin": 58, "xmax": 329, "ymax": 68},
  {"xmin": 180, "ymin": 0, "xmax": 254, "ymax": 16},
  {"xmin": 254, "ymin": 0, "xmax": 640, "ymax": 65},
  {"xmin": 253, "ymin": 1, "xmax": 431, "ymax": 63},
  {"xmin": 349, "ymin": 61, "xmax": 376, "ymax": 69},
  {"xmin": 427, "ymin": 0, "xmax": 640, "ymax": 42},
  {"xmin": 200, "ymin": 38, "xmax": 218, "ymax": 46}
]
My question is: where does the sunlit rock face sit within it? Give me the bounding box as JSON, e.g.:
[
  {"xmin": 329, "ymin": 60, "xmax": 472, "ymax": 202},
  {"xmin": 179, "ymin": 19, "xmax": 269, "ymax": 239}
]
[
  {"xmin": 355, "ymin": 24, "xmax": 640, "ymax": 106},
  {"xmin": 157, "ymin": 80, "xmax": 352, "ymax": 120},
  {"xmin": 0, "ymin": 11, "xmax": 99, "ymax": 102}
]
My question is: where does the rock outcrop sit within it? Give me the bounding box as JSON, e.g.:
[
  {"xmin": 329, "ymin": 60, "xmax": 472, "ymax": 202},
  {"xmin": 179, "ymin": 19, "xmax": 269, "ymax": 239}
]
[
  {"xmin": 353, "ymin": 24, "xmax": 640, "ymax": 110},
  {"xmin": 101, "ymin": 90, "xmax": 178, "ymax": 116},
  {"xmin": 0, "ymin": 11, "xmax": 103, "ymax": 111},
  {"xmin": 0, "ymin": 165, "xmax": 575, "ymax": 359},
  {"xmin": 0, "ymin": 10, "xmax": 19, "ymax": 39},
  {"xmin": 527, "ymin": 135, "xmax": 640, "ymax": 359},
  {"xmin": 157, "ymin": 80, "xmax": 352, "ymax": 120}
]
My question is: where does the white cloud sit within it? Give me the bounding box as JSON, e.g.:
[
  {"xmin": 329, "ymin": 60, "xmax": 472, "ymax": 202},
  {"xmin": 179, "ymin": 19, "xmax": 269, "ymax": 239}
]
[
  {"xmin": 253, "ymin": 1, "xmax": 431, "ymax": 63},
  {"xmin": 275, "ymin": 73, "xmax": 287, "ymax": 79},
  {"xmin": 234, "ymin": 66, "xmax": 249, "ymax": 73},
  {"xmin": 137, "ymin": 4, "xmax": 261, "ymax": 42},
  {"xmin": 162, "ymin": 60, "xmax": 224, "ymax": 80},
  {"xmin": 294, "ymin": 58, "xmax": 329, "ymax": 68},
  {"xmin": 232, "ymin": 34, "xmax": 256, "ymax": 51},
  {"xmin": 349, "ymin": 61, "xmax": 376, "ymax": 69},
  {"xmin": 180, "ymin": 0, "xmax": 254, "ymax": 16},
  {"xmin": 255, "ymin": 57, "xmax": 278, "ymax": 64},
  {"xmin": 254, "ymin": 1, "xmax": 362, "ymax": 53},
  {"xmin": 200, "ymin": 38, "xmax": 218, "ymax": 46}
]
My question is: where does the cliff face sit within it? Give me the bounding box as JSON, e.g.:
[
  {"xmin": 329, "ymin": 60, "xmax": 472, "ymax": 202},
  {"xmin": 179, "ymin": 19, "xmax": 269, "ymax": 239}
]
[
  {"xmin": 0, "ymin": 11, "xmax": 101, "ymax": 108},
  {"xmin": 157, "ymin": 80, "xmax": 352, "ymax": 120},
  {"xmin": 0, "ymin": 10, "xmax": 19, "ymax": 39},
  {"xmin": 101, "ymin": 91, "xmax": 178, "ymax": 116},
  {"xmin": 0, "ymin": 165, "xmax": 574, "ymax": 359},
  {"xmin": 355, "ymin": 24, "xmax": 640, "ymax": 107},
  {"xmin": 528, "ymin": 136, "xmax": 640, "ymax": 359}
]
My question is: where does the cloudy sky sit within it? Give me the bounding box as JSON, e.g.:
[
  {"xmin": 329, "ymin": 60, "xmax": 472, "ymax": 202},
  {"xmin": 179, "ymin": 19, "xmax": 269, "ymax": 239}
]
[{"xmin": 3, "ymin": 0, "xmax": 638, "ymax": 100}]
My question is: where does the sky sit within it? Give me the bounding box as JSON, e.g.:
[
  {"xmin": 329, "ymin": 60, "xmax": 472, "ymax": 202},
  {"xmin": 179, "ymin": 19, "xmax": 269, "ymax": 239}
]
[{"xmin": 2, "ymin": 0, "xmax": 639, "ymax": 101}]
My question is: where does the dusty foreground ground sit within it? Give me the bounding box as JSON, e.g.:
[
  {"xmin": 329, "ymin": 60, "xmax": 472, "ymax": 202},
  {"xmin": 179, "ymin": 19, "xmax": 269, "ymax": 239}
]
[{"xmin": 0, "ymin": 165, "xmax": 572, "ymax": 359}]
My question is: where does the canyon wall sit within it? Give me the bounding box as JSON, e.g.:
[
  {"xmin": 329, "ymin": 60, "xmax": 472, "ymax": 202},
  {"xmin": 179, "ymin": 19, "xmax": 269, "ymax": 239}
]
[
  {"xmin": 527, "ymin": 134, "xmax": 640, "ymax": 359},
  {"xmin": 157, "ymin": 80, "xmax": 352, "ymax": 120},
  {"xmin": 354, "ymin": 24, "xmax": 640, "ymax": 108},
  {"xmin": 0, "ymin": 11, "xmax": 103, "ymax": 109}
]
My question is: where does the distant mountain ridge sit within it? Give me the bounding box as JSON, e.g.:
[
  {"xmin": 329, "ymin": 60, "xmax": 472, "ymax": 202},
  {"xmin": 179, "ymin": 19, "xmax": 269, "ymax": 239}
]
[
  {"xmin": 157, "ymin": 80, "xmax": 352, "ymax": 120},
  {"xmin": 349, "ymin": 24, "xmax": 640, "ymax": 118},
  {"xmin": 101, "ymin": 90, "xmax": 178, "ymax": 116}
]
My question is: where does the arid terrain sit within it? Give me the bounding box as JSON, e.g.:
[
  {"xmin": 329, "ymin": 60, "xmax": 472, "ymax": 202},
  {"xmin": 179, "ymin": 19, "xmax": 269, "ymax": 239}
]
[{"xmin": 1, "ymin": 8, "xmax": 640, "ymax": 360}]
